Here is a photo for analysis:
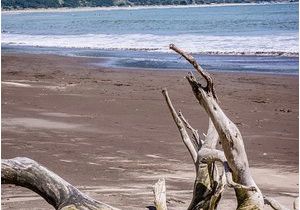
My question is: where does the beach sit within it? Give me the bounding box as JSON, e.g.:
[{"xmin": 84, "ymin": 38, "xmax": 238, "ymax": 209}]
[{"xmin": 1, "ymin": 53, "xmax": 298, "ymax": 209}]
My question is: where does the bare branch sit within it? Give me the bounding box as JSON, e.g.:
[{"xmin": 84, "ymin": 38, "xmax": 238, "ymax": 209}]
[
  {"xmin": 153, "ymin": 178, "xmax": 168, "ymax": 210},
  {"xmin": 169, "ymin": 44, "xmax": 217, "ymax": 100},
  {"xmin": 162, "ymin": 88, "xmax": 198, "ymax": 163},
  {"xmin": 178, "ymin": 110, "xmax": 202, "ymax": 149},
  {"xmin": 162, "ymin": 88, "xmax": 223, "ymax": 209},
  {"xmin": 264, "ymin": 197, "xmax": 291, "ymax": 210}
]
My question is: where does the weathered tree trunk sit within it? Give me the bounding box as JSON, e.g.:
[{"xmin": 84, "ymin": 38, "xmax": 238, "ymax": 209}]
[
  {"xmin": 162, "ymin": 89, "xmax": 224, "ymax": 210},
  {"xmin": 162, "ymin": 88, "xmax": 256, "ymax": 210},
  {"xmin": 2, "ymin": 157, "xmax": 119, "ymax": 210},
  {"xmin": 165, "ymin": 44, "xmax": 264, "ymax": 210}
]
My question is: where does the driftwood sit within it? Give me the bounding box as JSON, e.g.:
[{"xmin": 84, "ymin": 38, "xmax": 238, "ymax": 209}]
[
  {"xmin": 2, "ymin": 157, "xmax": 169, "ymax": 210},
  {"xmin": 2, "ymin": 157, "xmax": 119, "ymax": 210},
  {"xmin": 153, "ymin": 178, "xmax": 168, "ymax": 210},
  {"xmin": 164, "ymin": 44, "xmax": 263, "ymax": 210},
  {"xmin": 160, "ymin": 44, "xmax": 294, "ymax": 210},
  {"xmin": 1, "ymin": 44, "xmax": 296, "ymax": 210}
]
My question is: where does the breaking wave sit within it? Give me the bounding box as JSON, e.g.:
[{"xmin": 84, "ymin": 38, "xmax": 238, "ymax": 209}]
[{"xmin": 2, "ymin": 33, "xmax": 298, "ymax": 57}]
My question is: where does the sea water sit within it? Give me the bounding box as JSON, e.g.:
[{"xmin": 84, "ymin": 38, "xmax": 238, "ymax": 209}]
[{"xmin": 2, "ymin": 3, "xmax": 299, "ymax": 74}]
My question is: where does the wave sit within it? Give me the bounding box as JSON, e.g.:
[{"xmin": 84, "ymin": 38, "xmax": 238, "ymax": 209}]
[{"xmin": 2, "ymin": 33, "xmax": 298, "ymax": 57}]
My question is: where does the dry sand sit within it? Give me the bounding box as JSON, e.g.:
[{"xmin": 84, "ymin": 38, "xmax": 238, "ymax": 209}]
[{"xmin": 1, "ymin": 53, "xmax": 299, "ymax": 209}]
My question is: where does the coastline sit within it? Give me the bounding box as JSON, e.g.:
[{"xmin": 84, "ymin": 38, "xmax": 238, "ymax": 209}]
[
  {"xmin": 2, "ymin": 52, "xmax": 298, "ymax": 209},
  {"xmin": 2, "ymin": 1, "xmax": 296, "ymax": 14},
  {"xmin": 2, "ymin": 44, "xmax": 299, "ymax": 58},
  {"xmin": 2, "ymin": 47, "xmax": 299, "ymax": 75},
  {"xmin": 2, "ymin": 51, "xmax": 298, "ymax": 77}
]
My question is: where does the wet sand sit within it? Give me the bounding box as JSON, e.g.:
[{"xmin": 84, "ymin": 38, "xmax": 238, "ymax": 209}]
[{"xmin": 1, "ymin": 53, "xmax": 299, "ymax": 209}]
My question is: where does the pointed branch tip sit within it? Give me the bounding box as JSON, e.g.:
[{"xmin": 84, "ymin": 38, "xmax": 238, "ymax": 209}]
[{"xmin": 169, "ymin": 44, "xmax": 218, "ymax": 100}]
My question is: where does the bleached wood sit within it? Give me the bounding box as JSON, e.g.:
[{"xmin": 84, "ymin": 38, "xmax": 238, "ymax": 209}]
[
  {"xmin": 202, "ymin": 118, "xmax": 219, "ymax": 149},
  {"xmin": 169, "ymin": 44, "xmax": 264, "ymax": 210},
  {"xmin": 264, "ymin": 197, "xmax": 291, "ymax": 210},
  {"xmin": 162, "ymin": 88, "xmax": 198, "ymax": 163},
  {"xmin": 2, "ymin": 157, "xmax": 119, "ymax": 210},
  {"xmin": 162, "ymin": 88, "xmax": 225, "ymax": 210},
  {"xmin": 197, "ymin": 148, "xmax": 256, "ymax": 191},
  {"xmin": 169, "ymin": 44, "xmax": 217, "ymax": 100},
  {"xmin": 294, "ymin": 197, "xmax": 299, "ymax": 210},
  {"xmin": 153, "ymin": 178, "xmax": 168, "ymax": 210},
  {"xmin": 178, "ymin": 110, "xmax": 202, "ymax": 148}
]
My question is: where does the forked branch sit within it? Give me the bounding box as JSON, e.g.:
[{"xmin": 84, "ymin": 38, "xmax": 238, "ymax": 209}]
[
  {"xmin": 169, "ymin": 44, "xmax": 217, "ymax": 100},
  {"xmin": 197, "ymin": 148, "xmax": 256, "ymax": 191},
  {"xmin": 178, "ymin": 110, "xmax": 202, "ymax": 149}
]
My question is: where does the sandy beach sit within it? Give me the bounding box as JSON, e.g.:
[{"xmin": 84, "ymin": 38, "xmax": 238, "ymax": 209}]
[{"xmin": 1, "ymin": 53, "xmax": 298, "ymax": 209}]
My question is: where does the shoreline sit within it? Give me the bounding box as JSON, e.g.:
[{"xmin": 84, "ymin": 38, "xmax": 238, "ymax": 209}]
[
  {"xmin": 2, "ymin": 1, "xmax": 296, "ymax": 14},
  {"xmin": 2, "ymin": 44, "xmax": 299, "ymax": 58},
  {"xmin": 2, "ymin": 49, "xmax": 299, "ymax": 76}
]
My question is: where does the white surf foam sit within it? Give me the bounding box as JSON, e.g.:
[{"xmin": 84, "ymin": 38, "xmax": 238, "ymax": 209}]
[{"xmin": 2, "ymin": 33, "xmax": 298, "ymax": 56}]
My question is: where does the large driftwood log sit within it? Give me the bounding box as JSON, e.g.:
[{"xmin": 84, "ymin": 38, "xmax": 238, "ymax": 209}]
[
  {"xmin": 2, "ymin": 157, "xmax": 171, "ymax": 210},
  {"xmin": 162, "ymin": 44, "xmax": 294, "ymax": 210},
  {"xmin": 168, "ymin": 43, "xmax": 263, "ymax": 210},
  {"xmin": 2, "ymin": 157, "xmax": 119, "ymax": 210}
]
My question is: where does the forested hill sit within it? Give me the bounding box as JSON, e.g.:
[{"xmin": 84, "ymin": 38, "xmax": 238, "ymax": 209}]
[{"xmin": 2, "ymin": 0, "xmax": 297, "ymax": 10}]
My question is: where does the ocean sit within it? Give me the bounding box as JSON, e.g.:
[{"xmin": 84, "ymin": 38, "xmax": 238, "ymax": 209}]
[{"xmin": 2, "ymin": 3, "xmax": 299, "ymax": 74}]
